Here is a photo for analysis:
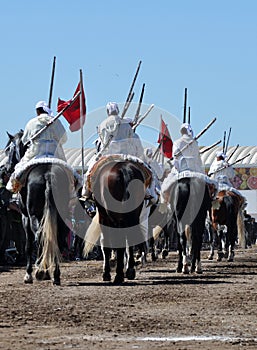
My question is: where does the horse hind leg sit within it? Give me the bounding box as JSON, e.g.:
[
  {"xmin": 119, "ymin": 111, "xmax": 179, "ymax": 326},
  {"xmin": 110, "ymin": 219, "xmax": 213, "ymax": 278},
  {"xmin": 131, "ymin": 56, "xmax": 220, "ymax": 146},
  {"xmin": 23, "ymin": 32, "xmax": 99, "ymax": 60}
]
[
  {"xmin": 23, "ymin": 220, "xmax": 34, "ymax": 284},
  {"xmin": 113, "ymin": 248, "xmax": 125, "ymax": 284},
  {"xmin": 125, "ymin": 246, "xmax": 136, "ymax": 280},
  {"xmin": 53, "ymin": 259, "xmax": 61, "ymax": 285},
  {"xmin": 102, "ymin": 246, "xmax": 112, "ymax": 282}
]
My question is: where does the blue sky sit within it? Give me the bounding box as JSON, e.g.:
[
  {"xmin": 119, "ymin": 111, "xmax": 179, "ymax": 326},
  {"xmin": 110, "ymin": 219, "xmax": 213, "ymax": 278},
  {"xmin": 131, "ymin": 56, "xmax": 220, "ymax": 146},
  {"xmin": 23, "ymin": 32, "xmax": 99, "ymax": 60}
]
[{"xmin": 1, "ymin": 0, "xmax": 256, "ymax": 151}]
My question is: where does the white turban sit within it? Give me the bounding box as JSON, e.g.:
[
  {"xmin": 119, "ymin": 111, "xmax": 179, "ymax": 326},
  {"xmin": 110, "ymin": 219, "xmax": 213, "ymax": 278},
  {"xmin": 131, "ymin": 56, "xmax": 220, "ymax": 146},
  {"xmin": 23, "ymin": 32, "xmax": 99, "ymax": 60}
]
[
  {"xmin": 180, "ymin": 123, "xmax": 194, "ymax": 137},
  {"xmin": 216, "ymin": 151, "xmax": 226, "ymax": 158},
  {"xmin": 35, "ymin": 101, "xmax": 54, "ymax": 117},
  {"xmin": 106, "ymin": 102, "xmax": 119, "ymax": 116}
]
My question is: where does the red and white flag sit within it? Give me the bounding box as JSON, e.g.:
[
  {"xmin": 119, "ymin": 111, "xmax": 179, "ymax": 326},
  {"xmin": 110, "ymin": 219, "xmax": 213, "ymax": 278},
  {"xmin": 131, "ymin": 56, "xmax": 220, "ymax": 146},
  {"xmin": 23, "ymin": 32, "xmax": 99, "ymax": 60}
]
[
  {"xmin": 157, "ymin": 116, "xmax": 173, "ymax": 158},
  {"xmin": 57, "ymin": 82, "xmax": 86, "ymax": 132}
]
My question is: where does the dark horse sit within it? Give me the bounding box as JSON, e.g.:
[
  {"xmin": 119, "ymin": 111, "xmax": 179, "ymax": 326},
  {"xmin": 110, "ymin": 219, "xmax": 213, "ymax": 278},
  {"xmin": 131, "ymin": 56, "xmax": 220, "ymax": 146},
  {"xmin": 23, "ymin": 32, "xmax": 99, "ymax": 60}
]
[
  {"xmin": 4, "ymin": 131, "xmax": 78, "ymax": 285},
  {"xmin": 209, "ymin": 190, "xmax": 245, "ymax": 262},
  {"xmin": 166, "ymin": 176, "xmax": 213, "ymax": 273},
  {"xmin": 83, "ymin": 157, "xmax": 150, "ymax": 283}
]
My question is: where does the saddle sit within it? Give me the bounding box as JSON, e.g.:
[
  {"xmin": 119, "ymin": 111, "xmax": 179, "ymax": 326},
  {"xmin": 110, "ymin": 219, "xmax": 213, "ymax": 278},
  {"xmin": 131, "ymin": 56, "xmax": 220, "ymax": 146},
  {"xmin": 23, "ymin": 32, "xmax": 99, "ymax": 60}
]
[
  {"xmin": 8, "ymin": 157, "xmax": 82, "ymax": 194},
  {"xmin": 86, "ymin": 154, "xmax": 152, "ymax": 192}
]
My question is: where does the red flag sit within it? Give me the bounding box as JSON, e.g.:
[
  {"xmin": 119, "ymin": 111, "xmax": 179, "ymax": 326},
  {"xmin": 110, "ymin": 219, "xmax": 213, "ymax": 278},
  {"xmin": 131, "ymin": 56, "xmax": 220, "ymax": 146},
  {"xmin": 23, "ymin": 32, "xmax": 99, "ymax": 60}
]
[
  {"xmin": 57, "ymin": 82, "xmax": 86, "ymax": 132},
  {"xmin": 157, "ymin": 117, "xmax": 173, "ymax": 158}
]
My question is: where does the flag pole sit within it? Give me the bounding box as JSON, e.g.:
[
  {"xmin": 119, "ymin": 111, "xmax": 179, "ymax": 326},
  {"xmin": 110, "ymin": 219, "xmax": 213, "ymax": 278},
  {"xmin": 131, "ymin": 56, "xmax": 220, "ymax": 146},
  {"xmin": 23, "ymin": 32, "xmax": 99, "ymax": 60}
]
[
  {"xmin": 79, "ymin": 69, "xmax": 85, "ymax": 179},
  {"xmin": 48, "ymin": 56, "xmax": 56, "ymax": 108}
]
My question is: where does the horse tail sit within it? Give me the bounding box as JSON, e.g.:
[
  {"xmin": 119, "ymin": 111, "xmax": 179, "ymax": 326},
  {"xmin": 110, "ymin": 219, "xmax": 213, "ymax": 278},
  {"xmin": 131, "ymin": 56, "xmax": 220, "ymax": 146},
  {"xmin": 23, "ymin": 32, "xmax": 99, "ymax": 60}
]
[
  {"xmin": 237, "ymin": 205, "xmax": 246, "ymax": 249},
  {"xmin": 153, "ymin": 225, "xmax": 163, "ymax": 241},
  {"xmin": 38, "ymin": 174, "xmax": 61, "ymax": 273},
  {"xmin": 83, "ymin": 210, "xmax": 101, "ymax": 257},
  {"xmin": 185, "ymin": 224, "xmax": 192, "ymax": 249}
]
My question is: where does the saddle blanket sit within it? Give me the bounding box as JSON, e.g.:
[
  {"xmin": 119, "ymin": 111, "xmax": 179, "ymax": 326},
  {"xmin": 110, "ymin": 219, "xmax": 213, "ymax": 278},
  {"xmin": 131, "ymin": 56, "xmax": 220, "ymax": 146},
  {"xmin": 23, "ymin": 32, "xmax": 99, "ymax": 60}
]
[
  {"xmin": 162, "ymin": 170, "xmax": 218, "ymax": 195},
  {"xmin": 86, "ymin": 153, "xmax": 153, "ymax": 192},
  {"xmin": 7, "ymin": 157, "xmax": 82, "ymax": 194}
]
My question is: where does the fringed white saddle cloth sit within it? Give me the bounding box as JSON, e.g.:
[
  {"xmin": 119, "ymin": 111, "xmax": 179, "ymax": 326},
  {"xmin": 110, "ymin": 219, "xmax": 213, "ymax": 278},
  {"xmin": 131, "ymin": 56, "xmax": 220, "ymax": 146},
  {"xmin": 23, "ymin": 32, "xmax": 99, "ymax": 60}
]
[
  {"xmin": 161, "ymin": 170, "xmax": 218, "ymax": 203},
  {"xmin": 8, "ymin": 157, "xmax": 82, "ymax": 193},
  {"xmin": 86, "ymin": 154, "xmax": 153, "ymax": 192}
]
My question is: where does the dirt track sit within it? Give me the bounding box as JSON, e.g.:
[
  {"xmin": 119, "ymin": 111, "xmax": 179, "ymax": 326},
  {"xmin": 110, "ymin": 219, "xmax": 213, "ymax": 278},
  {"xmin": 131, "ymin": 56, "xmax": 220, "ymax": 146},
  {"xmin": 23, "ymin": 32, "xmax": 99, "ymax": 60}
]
[{"xmin": 1, "ymin": 246, "xmax": 257, "ymax": 350}]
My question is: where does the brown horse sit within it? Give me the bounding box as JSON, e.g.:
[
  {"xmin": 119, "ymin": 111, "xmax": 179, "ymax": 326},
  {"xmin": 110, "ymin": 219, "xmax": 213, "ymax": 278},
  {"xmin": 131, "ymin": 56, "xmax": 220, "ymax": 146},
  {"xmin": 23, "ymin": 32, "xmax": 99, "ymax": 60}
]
[
  {"xmin": 83, "ymin": 156, "xmax": 152, "ymax": 283},
  {"xmin": 209, "ymin": 190, "xmax": 245, "ymax": 261}
]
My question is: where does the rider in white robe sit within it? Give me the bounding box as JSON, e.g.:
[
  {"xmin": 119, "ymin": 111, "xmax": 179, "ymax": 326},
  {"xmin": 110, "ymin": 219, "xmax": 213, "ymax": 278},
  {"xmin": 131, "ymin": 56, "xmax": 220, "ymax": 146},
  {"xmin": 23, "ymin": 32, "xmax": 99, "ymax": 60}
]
[
  {"xmin": 173, "ymin": 123, "xmax": 204, "ymax": 174},
  {"xmin": 20, "ymin": 101, "xmax": 67, "ymax": 163},
  {"xmin": 6, "ymin": 101, "xmax": 67, "ymax": 192},
  {"xmin": 208, "ymin": 151, "xmax": 243, "ymax": 197},
  {"xmin": 161, "ymin": 123, "xmax": 205, "ymax": 203}
]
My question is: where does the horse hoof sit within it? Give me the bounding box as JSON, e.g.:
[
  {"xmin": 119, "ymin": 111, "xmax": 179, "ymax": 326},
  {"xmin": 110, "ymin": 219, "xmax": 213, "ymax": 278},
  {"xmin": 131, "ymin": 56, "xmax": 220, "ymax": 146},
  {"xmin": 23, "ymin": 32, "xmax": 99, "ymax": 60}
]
[
  {"xmin": 35, "ymin": 269, "xmax": 51, "ymax": 281},
  {"xmin": 151, "ymin": 253, "xmax": 158, "ymax": 262},
  {"xmin": 102, "ymin": 273, "xmax": 111, "ymax": 282},
  {"xmin": 182, "ymin": 265, "xmax": 190, "ymax": 274},
  {"xmin": 35, "ymin": 269, "xmax": 45, "ymax": 281},
  {"xmin": 176, "ymin": 265, "xmax": 183, "ymax": 273},
  {"xmin": 113, "ymin": 275, "xmax": 124, "ymax": 284},
  {"xmin": 53, "ymin": 279, "xmax": 61, "ymax": 286},
  {"xmin": 24, "ymin": 273, "xmax": 33, "ymax": 284},
  {"xmin": 223, "ymin": 251, "xmax": 229, "ymax": 259},
  {"xmin": 227, "ymin": 254, "xmax": 234, "ymax": 262},
  {"xmin": 126, "ymin": 268, "xmax": 136, "ymax": 280},
  {"xmin": 162, "ymin": 249, "xmax": 168, "ymax": 259}
]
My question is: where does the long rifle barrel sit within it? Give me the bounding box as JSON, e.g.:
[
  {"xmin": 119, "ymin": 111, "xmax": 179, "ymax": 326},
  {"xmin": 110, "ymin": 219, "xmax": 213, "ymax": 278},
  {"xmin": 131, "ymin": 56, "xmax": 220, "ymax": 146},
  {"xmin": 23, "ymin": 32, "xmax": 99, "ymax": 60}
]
[
  {"xmin": 200, "ymin": 139, "xmax": 222, "ymax": 155},
  {"xmin": 225, "ymin": 127, "xmax": 232, "ymax": 154},
  {"xmin": 208, "ymin": 153, "xmax": 250, "ymax": 176},
  {"xmin": 222, "ymin": 131, "xmax": 226, "ymax": 153},
  {"xmin": 121, "ymin": 60, "xmax": 142, "ymax": 119},
  {"xmin": 227, "ymin": 144, "xmax": 239, "ymax": 162},
  {"xmin": 133, "ymin": 83, "xmax": 145, "ymax": 124},
  {"xmin": 183, "ymin": 88, "xmax": 187, "ymax": 123},
  {"xmin": 48, "ymin": 56, "xmax": 56, "ymax": 108},
  {"xmin": 132, "ymin": 104, "xmax": 154, "ymax": 130}
]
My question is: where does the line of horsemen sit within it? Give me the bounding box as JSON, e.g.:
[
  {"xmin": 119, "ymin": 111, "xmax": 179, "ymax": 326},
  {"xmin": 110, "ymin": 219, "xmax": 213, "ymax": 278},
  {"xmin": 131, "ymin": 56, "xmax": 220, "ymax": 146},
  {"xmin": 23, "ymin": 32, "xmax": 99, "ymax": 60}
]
[{"xmin": 0, "ymin": 100, "xmax": 254, "ymax": 266}]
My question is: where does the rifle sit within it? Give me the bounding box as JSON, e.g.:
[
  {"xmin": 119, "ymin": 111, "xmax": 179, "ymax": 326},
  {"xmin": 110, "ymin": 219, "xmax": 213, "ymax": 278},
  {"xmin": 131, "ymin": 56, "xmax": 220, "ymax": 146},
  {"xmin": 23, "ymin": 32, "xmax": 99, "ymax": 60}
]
[
  {"xmin": 121, "ymin": 60, "xmax": 142, "ymax": 119},
  {"xmin": 48, "ymin": 56, "xmax": 56, "ymax": 108},
  {"xmin": 133, "ymin": 83, "xmax": 145, "ymax": 126},
  {"xmin": 174, "ymin": 117, "xmax": 217, "ymax": 158},
  {"xmin": 224, "ymin": 127, "xmax": 231, "ymax": 154},
  {"xmin": 208, "ymin": 153, "xmax": 250, "ymax": 177},
  {"xmin": 227, "ymin": 144, "xmax": 239, "ymax": 163},
  {"xmin": 200, "ymin": 139, "xmax": 222, "ymax": 155},
  {"xmin": 222, "ymin": 131, "xmax": 226, "ymax": 153},
  {"xmin": 183, "ymin": 88, "xmax": 187, "ymax": 123},
  {"xmin": 24, "ymin": 90, "xmax": 81, "ymax": 147},
  {"xmin": 132, "ymin": 104, "xmax": 154, "ymax": 130}
]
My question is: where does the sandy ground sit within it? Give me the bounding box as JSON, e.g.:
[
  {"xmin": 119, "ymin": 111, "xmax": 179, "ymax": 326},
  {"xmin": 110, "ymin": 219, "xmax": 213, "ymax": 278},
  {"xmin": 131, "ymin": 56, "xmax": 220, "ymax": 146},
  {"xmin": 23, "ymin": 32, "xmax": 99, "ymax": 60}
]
[{"xmin": 1, "ymin": 245, "xmax": 257, "ymax": 350}]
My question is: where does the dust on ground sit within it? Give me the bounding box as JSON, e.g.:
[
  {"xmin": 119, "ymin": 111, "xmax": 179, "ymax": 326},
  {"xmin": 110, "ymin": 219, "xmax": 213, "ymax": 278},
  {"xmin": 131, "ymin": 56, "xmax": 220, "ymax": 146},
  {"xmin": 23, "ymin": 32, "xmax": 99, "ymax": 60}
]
[{"xmin": 1, "ymin": 246, "xmax": 257, "ymax": 350}]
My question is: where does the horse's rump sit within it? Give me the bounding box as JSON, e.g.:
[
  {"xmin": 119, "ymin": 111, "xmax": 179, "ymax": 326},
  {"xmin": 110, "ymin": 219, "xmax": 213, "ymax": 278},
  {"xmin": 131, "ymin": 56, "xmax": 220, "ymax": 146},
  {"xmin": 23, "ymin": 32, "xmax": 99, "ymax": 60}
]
[
  {"xmin": 86, "ymin": 154, "xmax": 152, "ymax": 193},
  {"xmin": 84, "ymin": 157, "xmax": 149, "ymax": 250}
]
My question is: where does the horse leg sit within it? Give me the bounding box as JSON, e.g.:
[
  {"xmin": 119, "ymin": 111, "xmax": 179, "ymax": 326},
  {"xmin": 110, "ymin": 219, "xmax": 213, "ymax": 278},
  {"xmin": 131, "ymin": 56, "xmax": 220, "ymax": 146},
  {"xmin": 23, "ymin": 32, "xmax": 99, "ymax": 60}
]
[
  {"xmin": 216, "ymin": 227, "xmax": 224, "ymax": 261},
  {"xmin": 149, "ymin": 236, "xmax": 158, "ymax": 262},
  {"xmin": 161, "ymin": 225, "xmax": 169, "ymax": 259},
  {"xmin": 227, "ymin": 222, "xmax": 237, "ymax": 262},
  {"xmin": 102, "ymin": 246, "xmax": 112, "ymax": 281},
  {"xmin": 208, "ymin": 226, "xmax": 215, "ymax": 260},
  {"xmin": 125, "ymin": 246, "xmax": 136, "ymax": 280},
  {"xmin": 177, "ymin": 233, "xmax": 189, "ymax": 274},
  {"xmin": 53, "ymin": 257, "xmax": 61, "ymax": 285},
  {"xmin": 23, "ymin": 218, "xmax": 34, "ymax": 284},
  {"xmin": 113, "ymin": 247, "xmax": 125, "ymax": 284}
]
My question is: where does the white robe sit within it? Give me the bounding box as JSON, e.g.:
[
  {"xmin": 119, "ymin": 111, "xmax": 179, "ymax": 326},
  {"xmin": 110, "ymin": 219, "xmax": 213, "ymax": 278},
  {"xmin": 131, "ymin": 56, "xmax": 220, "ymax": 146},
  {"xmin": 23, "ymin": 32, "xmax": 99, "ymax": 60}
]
[
  {"xmin": 21, "ymin": 113, "xmax": 67, "ymax": 163},
  {"xmin": 173, "ymin": 134, "xmax": 204, "ymax": 173}
]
